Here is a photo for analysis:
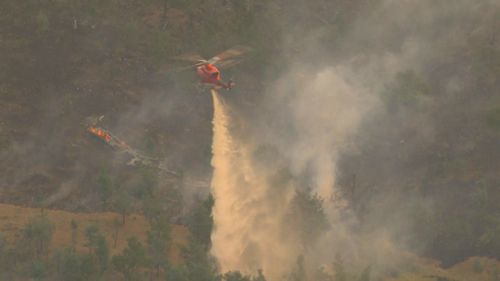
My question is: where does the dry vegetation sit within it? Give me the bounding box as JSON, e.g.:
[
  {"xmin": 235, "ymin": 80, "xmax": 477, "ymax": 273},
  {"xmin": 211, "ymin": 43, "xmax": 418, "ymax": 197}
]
[{"xmin": 0, "ymin": 203, "xmax": 187, "ymax": 263}]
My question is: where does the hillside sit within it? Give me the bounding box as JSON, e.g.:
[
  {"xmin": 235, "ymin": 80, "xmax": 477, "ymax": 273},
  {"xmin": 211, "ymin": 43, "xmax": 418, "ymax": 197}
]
[
  {"xmin": 0, "ymin": 0, "xmax": 499, "ymax": 281},
  {"xmin": 0, "ymin": 203, "xmax": 187, "ymax": 261},
  {"xmin": 1, "ymin": 201, "xmax": 497, "ymax": 281}
]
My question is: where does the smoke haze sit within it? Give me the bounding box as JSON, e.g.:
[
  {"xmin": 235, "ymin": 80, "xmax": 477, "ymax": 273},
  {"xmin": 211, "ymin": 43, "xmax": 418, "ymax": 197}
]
[
  {"xmin": 0, "ymin": 0, "xmax": 498, "ymax": 279},
  {"xmin": 210, "ymin": 0, "xmax": 499, "ymax": 279}
]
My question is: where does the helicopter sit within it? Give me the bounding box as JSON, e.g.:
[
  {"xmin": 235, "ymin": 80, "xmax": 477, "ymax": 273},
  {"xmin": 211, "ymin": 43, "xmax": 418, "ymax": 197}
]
[{"xmin": 172, "ymin": 45, "xmax": 252, "ymax": 90}]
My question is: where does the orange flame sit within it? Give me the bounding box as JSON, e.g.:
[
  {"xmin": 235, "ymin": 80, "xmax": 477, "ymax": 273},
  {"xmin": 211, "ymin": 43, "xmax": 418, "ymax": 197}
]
[{"xmin": 89, "ymin": 126, "xmax": 111, "ymax": 143}]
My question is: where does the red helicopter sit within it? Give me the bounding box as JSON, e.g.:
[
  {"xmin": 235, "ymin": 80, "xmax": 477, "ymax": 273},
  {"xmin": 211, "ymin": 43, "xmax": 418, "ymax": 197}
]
[{"xmin": 172, "ymin": 45, "xmax": 252, "ymax": 90}]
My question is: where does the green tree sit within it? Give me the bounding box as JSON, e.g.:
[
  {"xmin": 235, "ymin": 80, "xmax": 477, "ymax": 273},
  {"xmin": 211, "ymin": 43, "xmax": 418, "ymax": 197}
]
[
  {"xmin": 114, "ymin": 190, "xmax": 133, "ymax": 225},
  {"xmin": 31, "ymin": 260, "xmax": 47, "ymax": 281},
  {"xmin": 23, "ymin": 215, "xmax": 54, "ymax": 258},
  {"xmin": 112, "ymin": 237, "xmax": 148, "ymax": 281},
  {"xmin": 83, "ymin": 224, "xmax": 108, "ymax": 273},
  {"xmin": 71, "ymin": 219, "xmax": 78, "ymax": 251},
  {"xmin": 36, "ymin": 10, "xmax": 50, "ymax": 32},
  {"xmin": 253, "ymin": 270, "xmax": 267, "ymax": 281},
  {"xmin": 112, "ymin": 217, "xmax": 121, "ymax": 248},
  {"xmin": 135, "ymin": 167, "xmax": 158, "ymax": 199},
  {"xmin": 285, "ymin": 190, "xmax": 329, "ymax": 249},
  {"xmin": 220, "ymin": 270, "xmax": 268, "ymax": 281},
  {"xmin": 54, "ymin": 247, "xmax": 95, "ymax": 281},
  {"xmin": 84, "ymin": 224, "xmax": 99, "ymax": 255},
  {"xmin": 96, "ymin": 235, "xmax": 110, "ymax": 273},
  {"xmin": 183, "ymin": 238, "xmax": 218, "ymax": 281},
  {"xmin": 165, "ymin": 265, "xmax": 189, "ymax": 281},
  {"xmin": 147, "ymin": 217, "xmax": 171, "ymax": 278},
  {"xmin": 222, "ymin": 271, "xmax": 252, "ymax": 281},
  {"xmin": 34, "ymin": 194, "xmax": 45, "ymax": 215},
  {"xmin": 98, "ymin": 169, "xmax": 113, "ymax": 206},
  {"xmin": 142, "ymin": 194, "xmax": 163, "ymax": 224},
  {"xmin": 187, "ymin": 194, "xmax": 214, "ymax": 249}
]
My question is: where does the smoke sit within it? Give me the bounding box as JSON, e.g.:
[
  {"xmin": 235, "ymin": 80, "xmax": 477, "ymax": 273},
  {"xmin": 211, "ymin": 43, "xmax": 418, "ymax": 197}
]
[
  {"xmin": 0, "ymin": 0, "xmax": 496, "ymax": 276},
  {"xmin": 210, "ymin": 65, "xmax": 374, "ymax": 279},
  {"xmin": 270, "ymin": 67, "xmax": 372, "ymax": 199},
  {"xmin": 210, "ymin": 0, "xmax": 499, "ymax": 279}
]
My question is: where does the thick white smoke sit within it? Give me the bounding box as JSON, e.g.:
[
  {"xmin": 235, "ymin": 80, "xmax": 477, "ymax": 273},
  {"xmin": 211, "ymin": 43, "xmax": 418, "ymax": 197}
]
[
  {"xmin": 210, "ymin": 66, "xmax": 372, "ymax": 280},
  {"xmin": 273, "ymin": 67, "xmax": 370, "ymax": 199}
]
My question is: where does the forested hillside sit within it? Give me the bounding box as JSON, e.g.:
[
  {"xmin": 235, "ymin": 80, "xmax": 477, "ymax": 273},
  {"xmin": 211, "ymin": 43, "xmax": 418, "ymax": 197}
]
[{"xmin": 0, "ymin": 0, "xmax": 499, "ymax": 280}]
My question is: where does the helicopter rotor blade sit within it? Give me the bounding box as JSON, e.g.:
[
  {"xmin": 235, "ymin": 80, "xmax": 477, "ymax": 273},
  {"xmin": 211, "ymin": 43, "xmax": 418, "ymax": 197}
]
[
  {"xmin": 171, "ymin": 53, "xmax": 206, "ymax": 63},
  {"xmin": 208, "ymin": 45, "xmax": 252, "ymax": 67}
]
